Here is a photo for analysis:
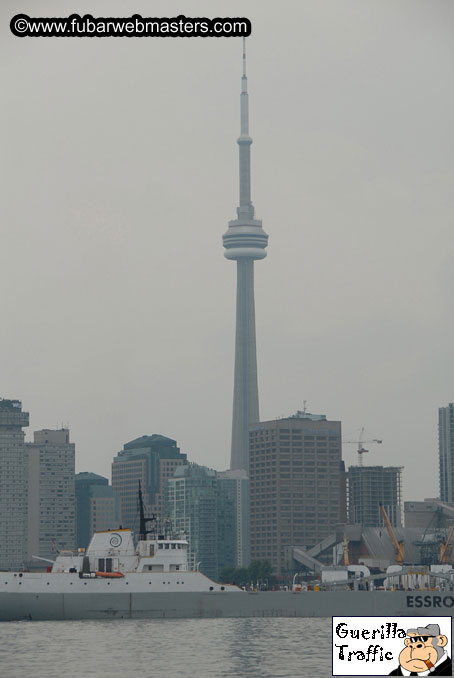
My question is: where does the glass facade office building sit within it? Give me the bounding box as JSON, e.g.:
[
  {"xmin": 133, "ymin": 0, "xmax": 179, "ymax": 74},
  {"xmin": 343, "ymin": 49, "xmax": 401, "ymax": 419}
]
[{"xmin": 166, "ymin": 464, "xmax": 237, "ymax": 580}]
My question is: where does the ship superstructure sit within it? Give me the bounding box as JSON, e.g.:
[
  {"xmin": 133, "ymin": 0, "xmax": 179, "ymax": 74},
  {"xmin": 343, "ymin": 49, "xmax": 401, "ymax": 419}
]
[{"xmin": 52, "ymin": 528, "xmax": 190, "ymax": 576}]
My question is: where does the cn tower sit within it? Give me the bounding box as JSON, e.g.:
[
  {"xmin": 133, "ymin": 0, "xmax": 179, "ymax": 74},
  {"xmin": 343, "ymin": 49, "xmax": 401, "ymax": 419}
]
[{"xmin": 223, "ymin": 40, "xmax": 268, "ymax": 471}]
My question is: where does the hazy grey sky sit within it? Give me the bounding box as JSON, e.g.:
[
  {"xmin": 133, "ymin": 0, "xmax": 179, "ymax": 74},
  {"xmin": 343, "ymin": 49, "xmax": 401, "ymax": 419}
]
[{"xmin": 1, "ymin": 1, "xmax": 453, "ymax": 501}]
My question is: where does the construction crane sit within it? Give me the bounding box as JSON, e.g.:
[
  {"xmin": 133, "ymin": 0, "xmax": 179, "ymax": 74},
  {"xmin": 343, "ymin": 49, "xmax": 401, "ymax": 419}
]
[
  {"xmin": 343, "ymin": 427, "xmax": 382, "ymax": 466},
  {"xmin": 439, "ymin": 522, "xmax": 454, "ymax": 564},
  {"xmin": 380, "ymin": 503, "xmax": 405, "ymax": 565}
]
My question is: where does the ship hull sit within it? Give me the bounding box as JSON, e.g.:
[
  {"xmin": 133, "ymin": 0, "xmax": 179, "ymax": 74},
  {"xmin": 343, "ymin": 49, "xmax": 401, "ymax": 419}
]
[{"xmin": 1, "ymin": 590, "xmax": 454, "ymax": 621}]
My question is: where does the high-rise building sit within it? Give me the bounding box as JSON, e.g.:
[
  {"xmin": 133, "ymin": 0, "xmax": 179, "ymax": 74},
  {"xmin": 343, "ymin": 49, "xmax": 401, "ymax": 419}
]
[
  {"xmin": 347, "ymin": 465, "xmax": 403, "ymax": 528},
  {"xmin": 167, "ymin": 464, "xmax": 218, "ymax": 578},
  {"xmin": 223, "ymin": 40, "xmax": 268, "ymax": 472},
  {"xmin": 0, "ymin": 399, "xmax": 29, "ymax": 569},
  {"xmin": 217, "ymin": 469, "xmax": 249, "ymax": 567},
  {"xmin": 166, "ymin": 464, "xmax": 237, "ymax": 580},
  {"xmin": 27, "ymin": 429, "xmax": 76, "ymax": 563},
  {"xmin": 249, "ymin": 410, "xmax": 344, "ymax": 575},
  {"xmin": 112, "ymin": 434, "xmax": 186, "ymax": 530},
  {"xmin": 439, "ymin": 403, "xmax": 454, "ymax": 502},
  {"xmin": 75, "ymin": 472, "xmax": 117, "ymax": 549}
]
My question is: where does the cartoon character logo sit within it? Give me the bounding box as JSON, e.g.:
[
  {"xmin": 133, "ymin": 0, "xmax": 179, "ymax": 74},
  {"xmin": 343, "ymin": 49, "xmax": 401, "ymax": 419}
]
[{"xmin": 389, "ymin": 624, "xmax": 451, "ymax": 676}]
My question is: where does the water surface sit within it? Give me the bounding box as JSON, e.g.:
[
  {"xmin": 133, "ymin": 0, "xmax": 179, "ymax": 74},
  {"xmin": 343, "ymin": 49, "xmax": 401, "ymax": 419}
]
[{"xmin": 0, "ymin": 618, "xmax": 333, "ymax": 678}]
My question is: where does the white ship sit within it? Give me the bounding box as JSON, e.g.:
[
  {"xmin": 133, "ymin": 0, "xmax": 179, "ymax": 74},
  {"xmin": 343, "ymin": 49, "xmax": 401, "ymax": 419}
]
[
  {"xmin": 2, "ymin": 491, "xmax": 454, "ymax": 621},
  {"xmin": 3, "ymin": 524, "xmax": 454, "ymax": 621}
]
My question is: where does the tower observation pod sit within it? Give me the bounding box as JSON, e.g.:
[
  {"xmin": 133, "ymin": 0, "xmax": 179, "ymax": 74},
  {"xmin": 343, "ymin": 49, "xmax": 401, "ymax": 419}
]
[{"xmin": 223, "ymin": 39, "xmax": 268, "ymax": 472}]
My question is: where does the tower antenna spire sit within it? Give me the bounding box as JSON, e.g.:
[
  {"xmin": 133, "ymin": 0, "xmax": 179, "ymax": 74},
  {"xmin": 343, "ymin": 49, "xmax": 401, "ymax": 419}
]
[
  {"xmin": 242, "ymin": 36, "xmax": 246, "ymax": 78},
  {"xmin": 239, "ymin": 38, "xmax": 250, "ymax": 153}
]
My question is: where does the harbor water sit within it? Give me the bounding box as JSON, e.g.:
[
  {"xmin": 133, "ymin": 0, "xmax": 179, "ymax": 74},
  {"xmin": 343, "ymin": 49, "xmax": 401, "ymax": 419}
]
[{"xmin": 0, "ymin": 617, "xmax": 333, "ymax": 678}]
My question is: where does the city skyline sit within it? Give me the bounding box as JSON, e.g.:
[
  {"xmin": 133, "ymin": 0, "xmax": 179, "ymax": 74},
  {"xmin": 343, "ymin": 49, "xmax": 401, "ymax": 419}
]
[{"xmin": 1, "ymin": 1, "xmax": 453, "ymax": 501}]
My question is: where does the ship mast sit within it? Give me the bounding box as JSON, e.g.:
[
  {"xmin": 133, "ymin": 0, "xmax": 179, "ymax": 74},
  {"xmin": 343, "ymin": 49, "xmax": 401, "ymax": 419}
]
[{"xmin": 138, "ymin": 481, "xmax": 156, "ymax": 541}]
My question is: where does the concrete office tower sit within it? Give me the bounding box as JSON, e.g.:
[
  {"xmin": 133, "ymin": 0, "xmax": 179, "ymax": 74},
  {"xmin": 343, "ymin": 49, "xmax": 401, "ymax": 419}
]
[
  {"xmin": 112, "ymin": 434, "xmax": 187, "ymax": 529},
  {"xmin": 223, "ymin": 40, "xmax": 268, "ymax": 471},
  {"xmin": 439, "ymin": 403, "xmax": 454, "ymax": 501},
  {"xmin": 75, "ymin": 472, "xmax": 117, "ymax": 549},
  {"xmin": 27, "ymin": 429, "xmax": 76, "ymax": 563},
  {"xmin": 0, "ymin": 399, "xmax": 29, "ymax": 569},
  {"xmin": 249, "ymin": 410, "xmax": 343, "ymax": 575},
  {"xmin": 347, "ymin": 465, "xmax": 402, "ymax": 528}
]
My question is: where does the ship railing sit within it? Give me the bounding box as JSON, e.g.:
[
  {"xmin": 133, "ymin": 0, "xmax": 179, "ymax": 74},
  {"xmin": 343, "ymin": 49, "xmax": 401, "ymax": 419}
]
[
  {"xmin": 319, "ymin": 569, "xmax": 454, "ymax": 592},
  {"xmin": 319, "ymin": 570, "xmax": 430, "ymax": 591}
]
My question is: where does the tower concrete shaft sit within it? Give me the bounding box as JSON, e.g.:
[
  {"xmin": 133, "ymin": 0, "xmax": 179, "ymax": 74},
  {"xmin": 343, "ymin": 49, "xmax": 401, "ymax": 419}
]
[
  {"xmin": 223, "ymin": 40, "xmax": 268, "ymax": 471},
  {"xmin": 230, "ymin": 259, "xmax": 259, "ymax": 470}
]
